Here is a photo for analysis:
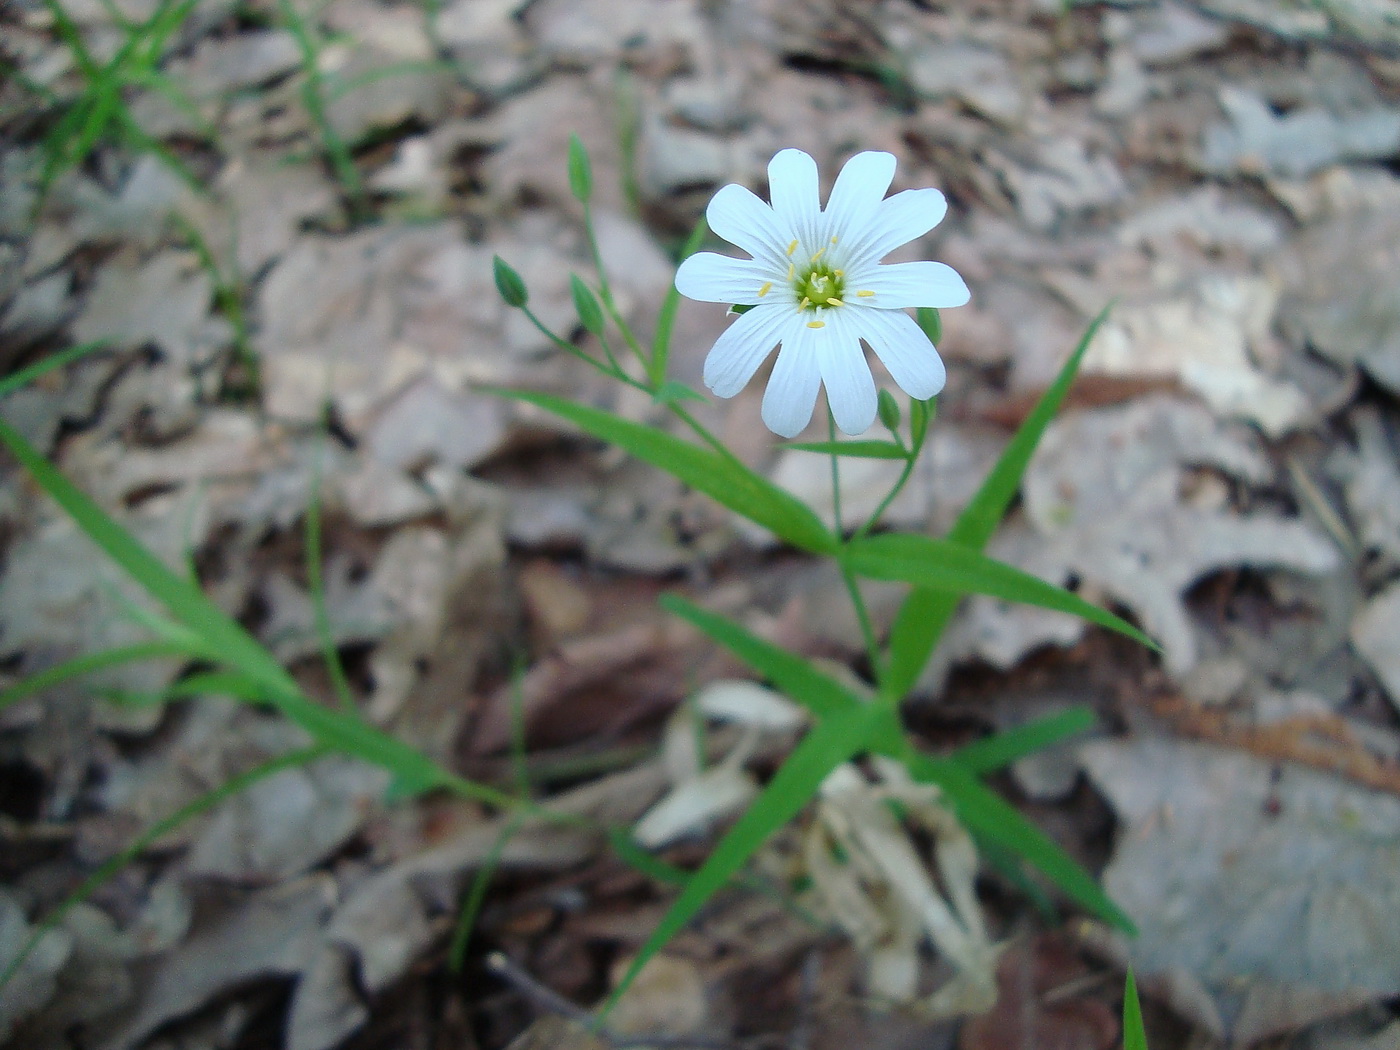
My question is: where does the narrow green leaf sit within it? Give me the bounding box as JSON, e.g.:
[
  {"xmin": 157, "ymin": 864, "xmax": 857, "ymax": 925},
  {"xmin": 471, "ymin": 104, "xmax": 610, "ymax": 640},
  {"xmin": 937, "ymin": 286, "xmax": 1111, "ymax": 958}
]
[
  {"xmin": 659, "ymin": 594, "xmax": 861, "ymax": 720},
  {"xmin": 0, "ymin": 341, "xmax": 109, "ymax": 398},
  {"xmin": 884, "ymin": 305, "xmax": 1113, "ymax": 700},
  {"xmin": 948, "ymin": 707, "xmax": 1096, "ymax": 775},
  {"xmin": 567, "ymin": 133, "xmax": 593, "ymax": 203},
  {"xmin": 493, "ymin": 389, "xmax": 835, "ymax": 554},
  {"xmin": 0, "ymin": 641, "xmax": 198, "ymax": 714},
  {"xmin": 845, "ymin": 532, "xmax": 1155, "ymax": 651},
  {"xmin": 909, "ymin": 755, "xmax": 1136, "ymax": 934},
  {"xmin": 1123, "ymin": 969, "xmax": 1149, "ymax": 1050},
  {"xmin": 651, "ymin": 380, "xmax": 707, "ymax": 406},
  {"xmin": 651, "ymin": 216, "xmax": 708, "ymax": 383},
  {"xmin": 0, "ymin": 417, "xmax": 303, "ymax": 703},
  {"xmin": 0, "ymin": 419, "xmax": 518, "ymax": 811},
  {"xmin": 781, "ymin": 440, "xmax": 908, "ymax": 460},
  {"xmin": 492, "ymin": 255, "xmax": 529, "ymax": 307},
  {"xmin": 604, "ymin": 704, "xmax": 883, "ymax": 1019}
]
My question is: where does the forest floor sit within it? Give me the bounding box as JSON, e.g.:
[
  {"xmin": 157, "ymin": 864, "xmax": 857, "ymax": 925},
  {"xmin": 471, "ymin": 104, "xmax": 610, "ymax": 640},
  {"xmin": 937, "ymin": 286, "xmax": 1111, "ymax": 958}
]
[{"xmin": 3, "ymin": 0, "xmax": 1400, "ymax": 1048}]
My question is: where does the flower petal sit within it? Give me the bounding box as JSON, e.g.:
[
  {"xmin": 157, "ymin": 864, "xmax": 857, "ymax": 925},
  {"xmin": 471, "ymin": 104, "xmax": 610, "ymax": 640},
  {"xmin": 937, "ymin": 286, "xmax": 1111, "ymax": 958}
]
[
  {"xmin": 856, "ymin": 307, "xmax": 947, "ymax": 401},
  {"xmin": 706, "ymin": 184, "xmax": 790, "ymax": 268},
  {"xmin": 676, "ymin": 252, "xmax": 784, "ymax": 305},
  {"xmin": 843, "ymin": 188, "xmax": 949, "ymax": 269},
  {"xmin": 761, "ymin": 323, "xmax": 823, "ymax": 438},
  {"xmin": 852, "ymin": 260, "xmax": 970, "ymax": 309},
  {"xmin": 703, "ymin": 303, "xmax": 791, "ymax": 398},
  {"xmin": 768, "ymin": 148, "xmax": 822, "ymax": 253},
  {"xmin": 817, "ymin": 310, "xmax": 878, "ymax": 435},
  {"xmin": 824, "ymin": 151, "xmax": 896, "ymax": 246}
]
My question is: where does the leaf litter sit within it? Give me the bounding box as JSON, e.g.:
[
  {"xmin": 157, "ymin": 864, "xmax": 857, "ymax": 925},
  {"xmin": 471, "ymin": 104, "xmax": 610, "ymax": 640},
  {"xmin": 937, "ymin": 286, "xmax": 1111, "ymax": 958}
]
[{"xmin": 4, "ymin": 0, "xmax": 1400, "ymax": 1046}]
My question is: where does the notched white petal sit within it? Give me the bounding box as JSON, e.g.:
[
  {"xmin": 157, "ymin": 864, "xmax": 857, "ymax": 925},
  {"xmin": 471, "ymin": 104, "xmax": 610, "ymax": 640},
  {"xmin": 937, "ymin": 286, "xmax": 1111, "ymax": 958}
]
[
  {"xmin": 818, "ymin": 313, "xmax": 879, "ymax": 436},
  {"xmin": 762, "ymin": 325, "xmax": 823, "ymax": 438},
  {"xmin": 676, "ymin": 252, "xmax": 779, "ymax": 305},
  {"xmin": 825, "ymin": 151, "xmax": 897, "ymax": 240},
  {"xmin": 857, "ymin": 308, "xmax": 947, "ymax": 401},
  {"xmin": 845, "ymin": 188, "xmax": 949, "ymax": 268},
  {"xmin": 703, "ymin": 304, "xmax": 788, "ymax": 398},
  {"xmin": 768, "ymin": 148, "xmax": 822, "ymax": 252},
  {"xmin": 706, "ymin": 184, "xmax": 788, "ymax": 265},
  {"xmin": 859, "ymin": 261, "xmax": 970, "ymax": 309}
]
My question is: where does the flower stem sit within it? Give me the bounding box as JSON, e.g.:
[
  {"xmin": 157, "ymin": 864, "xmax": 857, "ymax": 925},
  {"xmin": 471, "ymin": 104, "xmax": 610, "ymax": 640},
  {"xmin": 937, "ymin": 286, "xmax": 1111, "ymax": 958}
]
[
  {"xmin": 582, "ymin": 201, "xmax": 650, "ymax": 371},
  {"xmin": 829, "ymin": 408, "xmax": 883, "ymax": 684}
]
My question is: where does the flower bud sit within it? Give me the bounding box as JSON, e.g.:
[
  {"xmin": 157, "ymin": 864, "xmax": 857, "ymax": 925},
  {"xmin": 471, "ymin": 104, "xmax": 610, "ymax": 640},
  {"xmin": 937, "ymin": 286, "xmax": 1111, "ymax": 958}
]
[
  {"xmin": 877, "ymin": 389, "xmax": 902, "ymax": 431},
  {"xmin": 916, "ymin": 306, "xmax": 942, "ymax": 344},
  {"xmin": 493, "ymin": 255, "xmax": 528, "ymax": 308},
  {"xmin": 570, "ymin": 274, "xmax": 606, "ymax": 335},
  {"xmin": 568, "ymin": 134, "xmax": 593, "ymax": 204}
]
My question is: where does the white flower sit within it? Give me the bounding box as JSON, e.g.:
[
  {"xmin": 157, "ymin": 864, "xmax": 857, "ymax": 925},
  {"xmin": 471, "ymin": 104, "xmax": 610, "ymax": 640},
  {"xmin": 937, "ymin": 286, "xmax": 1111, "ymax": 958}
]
[{"xmin": 676, "ymin": 148, "xmax": 969, "ymax": 438}]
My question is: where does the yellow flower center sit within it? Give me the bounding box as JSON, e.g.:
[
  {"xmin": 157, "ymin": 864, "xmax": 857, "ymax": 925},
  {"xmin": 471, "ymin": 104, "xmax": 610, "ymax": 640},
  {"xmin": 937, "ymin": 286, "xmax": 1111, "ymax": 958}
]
[{"xmin": 793, "ymin": 258, "xmax": 845, "ymax": 312}]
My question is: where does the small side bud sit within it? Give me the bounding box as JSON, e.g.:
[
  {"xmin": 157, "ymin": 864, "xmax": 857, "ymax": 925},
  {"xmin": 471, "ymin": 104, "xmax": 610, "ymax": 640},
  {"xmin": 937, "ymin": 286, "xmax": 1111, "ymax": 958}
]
[
  {"xmin": 493, "ymin": 255, "xmax": 528, "ymax": 307},
  {"xmin": 567, "ymin": 134, "xmax": 593, "ymax": 204},
  {"xmin": 916, "ymin": 306, "xmax": 942, "ymax": 344},
  {"xmin": 570, "ymin": 274, "xmax": 606, "ymax": 335},
  {"xmin": 877, "ymin": 389, "xmax": 902, "ymax": 431}
]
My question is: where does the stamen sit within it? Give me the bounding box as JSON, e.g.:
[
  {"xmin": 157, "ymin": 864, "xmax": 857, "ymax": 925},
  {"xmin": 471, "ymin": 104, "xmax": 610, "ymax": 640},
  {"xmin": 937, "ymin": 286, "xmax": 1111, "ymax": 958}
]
[
  {"xmin": 757, "ymin": 282, "xmax": 772, "ymax": 297},
  {"xmin": 799, "ymin": 296, "xmax": 811, "ymax": 310},
  {"xmin": 807, "ymin": 320, "xmax": 825, "ymax": 329},
  {"xmin": 810, "ymin": 248, "xmax": 826, "ymax": 263},
  {"xmin": 830, "ymin": 235, "xmax": 839, "ymax": 244},
  {"xmin": 856, "ymin": 290, "xmax": 875, "ymax": 297},
  {"xmin": 826, "ymin": 297, "xmax": 844, "ymax": 306},
  {"xmin": 786, "ymin": 240, "xmax": 799, "ymax": 257},
  {"xmin": 787, "ymin": 263, "xmax": 795, "ymax": 280},
  {"xmin": 834, "ymin": 269, "xmax": 844, "ymax": 277}
]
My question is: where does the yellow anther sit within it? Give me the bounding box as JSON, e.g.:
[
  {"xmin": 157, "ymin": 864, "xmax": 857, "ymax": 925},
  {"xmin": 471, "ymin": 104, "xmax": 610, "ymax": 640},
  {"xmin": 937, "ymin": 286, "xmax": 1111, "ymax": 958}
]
[
  {"xmin": 799, "ymin": 296, "xmax": 811, "ymax": 310},
  {"xmin": 807, "ymin": 320, "xmax": 826, "ymax": 329},
  {"xmin": 831, "ymin": 235, "xmax": 839, "ymax": 244},
  {"xmin": 757, "ymin": 281, "xmax": 772, "ymax": 297},
  {"xmin": 826, "ymin": 297, "xmax": 844, "ymax": 306},
  {"xmin": 786, "ymin": 239, "xmax": 799, "ymax": 256},
  {"xmin": 810, "ymin": 248, "xmax": 826, "ymax": 262},
  {"xmin": 834, "ymin": 269, "xmax": 844, "ymax": 277},
  {"xmin": 856, "ymin": 289, "xmax": 875, "ymax": 297},
  {"xmin": 787, "ymin": 263, "xmax": 795, "ymax": 280}
]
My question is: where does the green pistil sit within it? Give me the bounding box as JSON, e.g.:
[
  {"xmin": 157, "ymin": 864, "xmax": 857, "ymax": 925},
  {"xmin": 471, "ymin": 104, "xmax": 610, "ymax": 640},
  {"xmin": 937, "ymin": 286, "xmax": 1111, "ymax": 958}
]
[{"xmin": 793, "ymin": 261, "xmax": 846, "ymax": 312}]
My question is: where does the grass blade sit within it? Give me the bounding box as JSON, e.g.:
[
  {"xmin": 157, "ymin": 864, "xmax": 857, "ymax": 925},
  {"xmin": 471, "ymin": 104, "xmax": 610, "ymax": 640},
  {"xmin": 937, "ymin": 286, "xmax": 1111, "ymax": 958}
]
[
  {"xmin": 883, "ymin": 305, "xmax": 1113, "ymax": 699},
  {"xmin": 1123, "ymin": 968, "xmax": 1149, "ymax": 1050},
  {"xmin": 0, "ymin": 342, "xmax": 109, "ymax": 398},
  {"xmin": 947, "ymin": 706, "xmax": 1096, "ymax": 775},
  {"xmin": 494, "ymin": 389, "xmax": 835, "ymax": 554},
  {"xmin": 650, "ymin": 217, "xmax": 708, "ymax": 383},
  {"xmin": 603, "ymin": 704, "xmax": 883, "ymax": 1018},
  {"xmin": 0, "ymin": 418, "xmax": 520, "ymax": 810},
  {"xmin": 659, "ymin": 595, "xmax": 861, "ymax": 720},
  {"xmin": 0, "ymin": 641, "xmax": 198, "ymax": 714}
]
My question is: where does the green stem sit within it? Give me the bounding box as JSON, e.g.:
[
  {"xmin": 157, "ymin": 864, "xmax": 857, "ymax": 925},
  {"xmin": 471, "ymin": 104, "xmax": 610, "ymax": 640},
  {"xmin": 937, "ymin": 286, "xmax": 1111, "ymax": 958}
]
[
  {"xmin": 828, "ymin": 410, "xmax": 883, "ymax": 683},
  {"xmin": 582, "ymin": 201, "xmax": 650, "ymax": 372}
]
